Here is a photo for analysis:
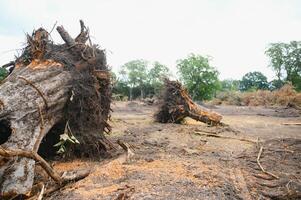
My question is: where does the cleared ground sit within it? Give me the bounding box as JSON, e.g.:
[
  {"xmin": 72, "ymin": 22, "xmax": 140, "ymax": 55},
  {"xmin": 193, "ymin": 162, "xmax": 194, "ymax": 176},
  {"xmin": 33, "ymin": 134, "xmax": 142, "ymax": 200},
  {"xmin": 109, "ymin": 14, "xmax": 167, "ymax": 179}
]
[{"xmin": 46, "ymin": 101, "xmax": 301, "ymax": 200}]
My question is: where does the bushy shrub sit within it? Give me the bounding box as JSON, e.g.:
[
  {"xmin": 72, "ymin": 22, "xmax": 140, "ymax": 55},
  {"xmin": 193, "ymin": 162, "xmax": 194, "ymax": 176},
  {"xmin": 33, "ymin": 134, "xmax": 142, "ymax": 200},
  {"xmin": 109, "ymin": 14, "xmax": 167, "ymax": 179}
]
[
  {"xmin": 215, "ymin": 91, "xmax": 242, "ymax": 105},
  {"xmin": 210, "ymin": 84, "xmax": 301, "ymax": 107}
]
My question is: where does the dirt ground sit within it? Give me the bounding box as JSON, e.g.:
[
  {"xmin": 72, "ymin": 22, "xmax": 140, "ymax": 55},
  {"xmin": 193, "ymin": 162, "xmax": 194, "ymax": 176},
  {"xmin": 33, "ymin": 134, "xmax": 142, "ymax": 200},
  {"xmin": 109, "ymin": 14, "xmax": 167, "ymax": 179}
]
[{"xmin": 45, "ymin": 101, "xmax": 301, "ymax": 200}]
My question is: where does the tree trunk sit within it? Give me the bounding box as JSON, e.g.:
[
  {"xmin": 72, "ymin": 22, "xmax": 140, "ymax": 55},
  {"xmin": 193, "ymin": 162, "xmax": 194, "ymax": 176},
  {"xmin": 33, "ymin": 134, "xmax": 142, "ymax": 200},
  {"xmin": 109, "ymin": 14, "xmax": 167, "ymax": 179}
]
[
  {"xmin": 129, "ymin": 87, "xmax": 133, "ymax": 101},
  {"xmin": 0, "ymin": 21, "xmax": 112, "ymax": 198},
  {"xmin": 140, "ymin": 88, "xmax": 144, "ymax": 99},
  {"xmin": 154, "ymin": 79, "xmax": 222, "ymax": 125},
  {"xmin": 0, "ymin": 61, "xmax": 70, "ymax": 196}
]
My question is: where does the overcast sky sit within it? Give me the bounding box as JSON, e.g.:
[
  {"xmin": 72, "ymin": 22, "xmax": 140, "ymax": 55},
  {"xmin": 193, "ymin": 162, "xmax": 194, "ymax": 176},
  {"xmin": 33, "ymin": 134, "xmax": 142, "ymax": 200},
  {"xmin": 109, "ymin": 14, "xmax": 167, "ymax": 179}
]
[{"xmin": 1, "ymin": 0, "xmax": 301, "ymax": 80}]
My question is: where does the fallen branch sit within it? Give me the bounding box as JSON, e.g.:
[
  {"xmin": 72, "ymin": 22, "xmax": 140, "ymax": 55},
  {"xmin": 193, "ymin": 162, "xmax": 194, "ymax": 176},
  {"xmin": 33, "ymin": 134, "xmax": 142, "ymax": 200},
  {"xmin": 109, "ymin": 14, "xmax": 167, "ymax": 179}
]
[
  {"xmin": 27, "ymin": 169, "xmax": 90, "ymax": 199},
  {"xmin": 282, "ymin": 122, "xmax": 301, "ymax": 126},
  {"xmin": 0, "ymin": 146, "xmax": 90, "ymax": 189},
  {"xmin": 117, "ymin": 140, "xmax": 135, "ymax": 162},
  {"xmin": 0, "ymin": 145, "xmax": 90, "ymax": 193},
  {"xmin": 0, "ymin": 146, "xmax": 61, "ymax": 182},
  {"xmin": 194, "ymin": 131, "xmax": 257, "ymax": 143},
  {"xmin": 256, "ymin": 146, "xmax": 279, "ymax": 179}
]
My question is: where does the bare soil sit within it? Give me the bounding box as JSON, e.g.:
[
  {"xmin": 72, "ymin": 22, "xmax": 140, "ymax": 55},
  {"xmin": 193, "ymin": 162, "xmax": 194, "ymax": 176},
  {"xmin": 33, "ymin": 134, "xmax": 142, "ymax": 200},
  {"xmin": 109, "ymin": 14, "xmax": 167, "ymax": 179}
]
[{"xmin": 45, "ymin": 101, "xmax": 301, "ymax": 200}]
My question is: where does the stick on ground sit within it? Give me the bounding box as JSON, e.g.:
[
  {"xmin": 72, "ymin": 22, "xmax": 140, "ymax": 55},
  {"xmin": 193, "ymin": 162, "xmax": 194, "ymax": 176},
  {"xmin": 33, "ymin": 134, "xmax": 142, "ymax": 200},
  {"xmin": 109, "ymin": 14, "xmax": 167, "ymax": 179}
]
[
  {"xmin": 193, "ymin": 131, "xmax": 257, "ymax": 143},
  {"xmin": 256, "ymin": 146, "xmax": 279, "ymax": 179}
]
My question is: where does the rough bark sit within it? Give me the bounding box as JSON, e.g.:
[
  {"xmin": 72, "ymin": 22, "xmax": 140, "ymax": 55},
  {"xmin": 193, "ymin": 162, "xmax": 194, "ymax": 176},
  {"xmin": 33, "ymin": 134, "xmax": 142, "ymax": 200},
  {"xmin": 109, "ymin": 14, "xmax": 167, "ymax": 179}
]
[
  {"xmin": 0, "ymin": 21, "xmax": 111, "ymax": 198},
  {"xmin": 154, "ymin": 79, "xmax": 222, "ymax": 125}
]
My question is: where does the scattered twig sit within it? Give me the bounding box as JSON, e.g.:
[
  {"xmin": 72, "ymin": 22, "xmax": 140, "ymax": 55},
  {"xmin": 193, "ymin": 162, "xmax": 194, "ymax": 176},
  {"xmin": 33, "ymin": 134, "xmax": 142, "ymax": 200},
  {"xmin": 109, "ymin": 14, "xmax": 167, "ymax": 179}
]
[
  {"xmin": 115, "ymin": 185, "xmax": 135, "ymax": 200},
  {"xmin": 256, "ymin": 146, "xmax": 279, "ymax": 179},
  {"xmin": 27, "ymin": 170, "xmax": 90, "ymax": 199},
  {"xmin": 18, "ymin": 76, "xmax": 49, "ymax": 109},
  {"xmin": 26, "ymin": 182, "xmax": 44, "ymax": 200},
  {"xmin": 80, "ymin": 45, "xmax": 89, "ymax": 60},
  {"xmin": 49, "ymin": 21, "xmax": 58, "ymax": 35},
  {"xmin": 282, "ymin": 122, "xmax": 301, "ymax": 126},
  {"xmin": 117, "ymin": 140, "xmax": 135, "ymax": 162},
  {"xmin": 194, "ymin": 128, "xmax": 219, "ymax": 134},
  {"xmin": 194, "ymin": 131, "xmax": 257, "ymax": 143},
  {"xmin": 75, "ymin": 20, "xmax": 88, "ymax": 43},
  {"xmin": 37, "ymin": 183, "xmax": 45, "ymax": 200}
]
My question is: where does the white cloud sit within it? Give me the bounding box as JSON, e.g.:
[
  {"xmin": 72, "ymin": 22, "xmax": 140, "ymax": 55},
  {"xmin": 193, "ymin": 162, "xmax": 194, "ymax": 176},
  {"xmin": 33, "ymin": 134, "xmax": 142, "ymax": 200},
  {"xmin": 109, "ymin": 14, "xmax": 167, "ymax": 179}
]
[{"xmin": 1, "ymin": 0, "xmax": 301, "ymax": 80}]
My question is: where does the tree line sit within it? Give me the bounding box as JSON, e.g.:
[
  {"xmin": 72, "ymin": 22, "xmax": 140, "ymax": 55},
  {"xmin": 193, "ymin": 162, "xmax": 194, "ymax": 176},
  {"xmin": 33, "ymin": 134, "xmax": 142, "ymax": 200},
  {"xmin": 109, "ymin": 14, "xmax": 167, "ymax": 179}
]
[
  {"xmin": 0, "ymin": 41, "xmax": 300, "ymax": 101},
  {"xmin": 112, "ymin": 40, "xmax": 301, "ymax": 101}
]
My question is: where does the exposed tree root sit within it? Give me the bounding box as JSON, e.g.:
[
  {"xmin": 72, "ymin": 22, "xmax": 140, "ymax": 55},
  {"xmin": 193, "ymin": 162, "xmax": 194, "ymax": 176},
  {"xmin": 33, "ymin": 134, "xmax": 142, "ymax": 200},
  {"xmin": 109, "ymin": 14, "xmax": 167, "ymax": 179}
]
[{"xmin": 155, "ymin": 79, "xmax": 222, "ymax": 125}]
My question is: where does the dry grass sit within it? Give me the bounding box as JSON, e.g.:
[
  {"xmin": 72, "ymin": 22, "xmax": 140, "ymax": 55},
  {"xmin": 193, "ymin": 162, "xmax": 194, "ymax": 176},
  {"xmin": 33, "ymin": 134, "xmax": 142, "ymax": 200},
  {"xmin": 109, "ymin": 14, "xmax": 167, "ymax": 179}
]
[{"xmin": 210, "ymin": 84, "xmax": 301, "ymax": 107}]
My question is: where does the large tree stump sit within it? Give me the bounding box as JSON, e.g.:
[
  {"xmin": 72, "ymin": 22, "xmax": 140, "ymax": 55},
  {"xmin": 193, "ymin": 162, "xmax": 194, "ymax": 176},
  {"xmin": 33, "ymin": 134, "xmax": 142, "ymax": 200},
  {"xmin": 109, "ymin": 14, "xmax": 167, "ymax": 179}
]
[
  {"xmin": 0, "ymin": 21, "xmax": 112, "ymax": 198},
  {"xmin": 155, "ymin": 79, "xmax": 222, "ymax": 125}
]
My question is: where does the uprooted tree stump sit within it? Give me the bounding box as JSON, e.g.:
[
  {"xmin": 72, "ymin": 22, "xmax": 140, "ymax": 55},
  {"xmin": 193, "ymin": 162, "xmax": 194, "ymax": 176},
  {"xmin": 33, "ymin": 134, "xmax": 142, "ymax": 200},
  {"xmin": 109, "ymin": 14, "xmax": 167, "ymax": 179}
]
[
  {"xmin": 155, "ymin": 79, "xmax": 222, "ymax": 125},
  {"xmin": 0, "ymin": 21, "xmax": 112, "ymax": 198}
]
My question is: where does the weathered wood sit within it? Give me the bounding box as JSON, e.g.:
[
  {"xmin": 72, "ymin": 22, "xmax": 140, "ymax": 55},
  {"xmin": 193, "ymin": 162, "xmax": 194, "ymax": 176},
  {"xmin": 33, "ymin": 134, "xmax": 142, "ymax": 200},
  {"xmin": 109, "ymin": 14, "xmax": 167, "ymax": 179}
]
[
  {"xmin": 0, "ymin": 21, "xmax": 111, "ymax": 198},
  {"xmin": 0, "ymin": 61, "xmax": 71, "ymax": 197}
]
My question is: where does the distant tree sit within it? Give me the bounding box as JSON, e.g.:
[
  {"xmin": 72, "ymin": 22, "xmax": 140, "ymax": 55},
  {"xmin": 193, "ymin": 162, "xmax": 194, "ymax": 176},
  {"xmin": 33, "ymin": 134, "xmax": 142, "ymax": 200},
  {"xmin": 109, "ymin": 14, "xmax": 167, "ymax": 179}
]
[
  {"xmin": 265, "ymin": 41, "xmax": 301, "ymax": 91},
  {"xmin": 220, "ymin": 79, "xmax": 240, "ymax": 91},
  {"xmin": 177, "ymin": 54, "xmax": 220, "ymax": 100},
  {"xmin": 269, "ymin": 79, "xmax": 284, "ymax": 90},
  {"xmin": 111, "ymin": 71, "xmax": 129, "ymax": 99},
  {"xmin": 120, "ymin": 59, "xmax": 148, "ymax": 100},
  {"xmin": 148, "ymin": 61, "xmax": 170, "ymax": 95},
  {"xmin": 0, "ymin": 68, "xmax": 8, "ymax": 81},
  {"xmin": 240, "ymin": 71, "xmax": 269, "ymax": 91},
  {"xmin": 110, "ymin": 71, "xmax": 117, "ymax": 84}
]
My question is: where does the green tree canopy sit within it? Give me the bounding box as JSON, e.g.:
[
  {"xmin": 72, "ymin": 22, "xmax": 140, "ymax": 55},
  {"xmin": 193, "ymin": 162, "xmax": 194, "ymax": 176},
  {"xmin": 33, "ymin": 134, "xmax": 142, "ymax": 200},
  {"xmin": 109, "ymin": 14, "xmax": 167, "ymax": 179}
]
[
  {"xmin": 119, "ymin": 59, "xmax": 148, "ymax": 100},
  {"xmin": 118, "ymin": 60, "xmax": 170, "ymax": 99},
  {"xmin": 239, "ymin": 71, "xmax": 269, "ymax": 91},
  {"xmin": 220, "ymin": 79, "xmax": 240, "ymax": 91},
  {"xmin": 265, "ymin": 41, "xmax": 301, "ymax": 91},
  {"xmin": 148, "ymin": 61, "xmax": 170, "ymax": 94},
  {"xmin": 177, "ymin": 54, "xmax": 219, "ymax": 100},
  {"xmin": 269, "ymin": 79, "xmax": 284, "ymax": 90},
  {"xmin": 120, "ymin": 59, "xmax": 148, "ymax": 87}
]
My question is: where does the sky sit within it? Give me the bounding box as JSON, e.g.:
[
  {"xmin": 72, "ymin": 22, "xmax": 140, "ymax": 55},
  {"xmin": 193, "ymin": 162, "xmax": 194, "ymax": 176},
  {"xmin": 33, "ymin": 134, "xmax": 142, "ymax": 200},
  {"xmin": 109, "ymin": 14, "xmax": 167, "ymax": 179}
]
[{"xmin": 0, "ymin": 0, "xmax": 301, "ymax": 81}]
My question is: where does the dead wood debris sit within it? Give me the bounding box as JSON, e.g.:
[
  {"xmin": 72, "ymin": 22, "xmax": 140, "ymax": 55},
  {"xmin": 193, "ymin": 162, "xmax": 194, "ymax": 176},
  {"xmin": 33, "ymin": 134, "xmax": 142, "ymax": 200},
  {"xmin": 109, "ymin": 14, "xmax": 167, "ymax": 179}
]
[
  {"xmin": 117, "ymin": 140, "xmax": 135, "ymax": 163},
  {"xmin": 115, "ymin": 185, "xmax": 135, "ymax": 200},
  {"xmin": 238, "ymin": 138, "xmax": 301, "ymax": 199},
  {"xmin": 0, "ymin": 146, "xmax": 90, "ymax": 184},
  {"xmin": 193, "ymin": 131, "xmax": 258, "ymax": 143},
  {"xmin": 282, "ymin": 122, "xmax": 301, "ymax": 125},
  {"xmin": 27, "ymin": 169, "xmax": 90, "ymax": 200},
  {"xmin": 256, "ymin": 146, "xmax": 279, "ymax": 179}
]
